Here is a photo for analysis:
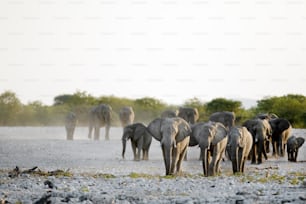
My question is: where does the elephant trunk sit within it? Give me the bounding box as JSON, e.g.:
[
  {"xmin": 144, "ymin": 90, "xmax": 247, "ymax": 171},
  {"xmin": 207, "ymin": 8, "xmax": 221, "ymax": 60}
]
[
  {"xmin": 231, "ymin": 147, "xmax": 239, "ymax": 173},
  {"xmin": 162, "ymin": 144, "xmax": 172, "ymax": 175},
  {"xmin": 202, "ymin": 148, "xmax": 209, "ymax": 176},
  {"xmin": 122, "ymin": 138, "xmax": 127, "ymax": 159}
]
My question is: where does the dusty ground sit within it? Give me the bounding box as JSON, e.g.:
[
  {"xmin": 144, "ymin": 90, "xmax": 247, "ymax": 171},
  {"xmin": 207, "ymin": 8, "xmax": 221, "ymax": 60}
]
[{"xmin": 0, "ymin": 127, "xmax": 306, "ymax": 203}]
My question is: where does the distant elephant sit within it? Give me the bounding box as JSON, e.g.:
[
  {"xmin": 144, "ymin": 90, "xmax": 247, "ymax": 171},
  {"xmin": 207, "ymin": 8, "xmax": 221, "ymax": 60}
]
[
  {"xmin": 119, "ymin": 106, "xmax": 135, "ymax": 128},
  {"xmin": 177, "ymin": 107, "xmax": 199, "ymax": 124},
  {"xmin": 161, "ymin": 110, "xmax": 177, "ymax": 118},
  {"xmin": 190, "ymin": 122, "xmax": 228, "ymax": 176},
  {"xmin": 122, "ymin": 123, "xmax": 152, "ymax": 161},
  {"xmin": 65, "ymin": 112, "xmax": 77, "ymax": 140},
  {"xmin": 209, "ymin": 111, "xmax": 235, "ymax": 129},
  {"xmin": 269, "ymin": 118, "xmax": 292, "ymax": 157},
  {"xmin": 88, "ymin": 104, "xmax": 112, "ymax": 140},
  {"xmin": 147, "ymin": 117, "xmax": 191, "ymax": 175},
  {"xmin": 228, "ymin": 127, "xmax": 253, "ymax": 173},
  {"xmin": 243, "ymin": 119, "xmax": 271, "ymax": 164},
  {"xmin": 287, "ymin": 136, "xmax": 305, "ymax": 162}
]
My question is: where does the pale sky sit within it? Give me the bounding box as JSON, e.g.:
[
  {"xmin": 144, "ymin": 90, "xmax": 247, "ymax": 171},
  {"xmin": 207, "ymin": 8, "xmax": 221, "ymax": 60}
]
[{"xmin": 0, "ymin": 0, "xmax": 305, "ymax": 108}]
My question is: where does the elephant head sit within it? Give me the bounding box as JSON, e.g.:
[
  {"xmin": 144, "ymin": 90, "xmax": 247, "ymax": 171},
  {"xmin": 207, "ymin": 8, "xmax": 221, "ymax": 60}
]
[
  {"xmin": 193, "ymin": 122, "xmax": 228, "ymax": 176},
  {"xmin": 228, "ymin": 127, "xmax": 253, "ymax": 173},
  {"xmin": 177, "ymin": 107, "xmax": 199, "ymax": 124},
  {"xmin": 119, "ymin": 106, "xmax": 135, "ymax": 128},
  {"xmin": 147, "ymin": 117, "xmax": 191, "ymax": 175},
  {"xmin": 287, "ymin": 136, "xmax": 305, "ymax": 162},
  {"xmin": 209, "ymin": 111, "xmax": 235, "ymax": 129}
]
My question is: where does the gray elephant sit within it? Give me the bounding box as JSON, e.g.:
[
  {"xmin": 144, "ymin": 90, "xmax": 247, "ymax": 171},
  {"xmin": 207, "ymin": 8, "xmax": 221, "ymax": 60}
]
[
  {"xmin": 147, "ymin": 117, "xmax": 191, "ymax": 175},
  {"xmin": 88, "ymin": 104, "xmax": 112, "ymax": 140},
  {"xmin": 243, "ymin": 119, "xmax": 271, "ymax": 164},
  {"xmin": 269, "ymin": 118, "xmax": 292, "ymax": 157},
  {"xmin": 190, "ymin": 122, "xmax": 228, "ymax": 176},
  {"xmin": 161, "ymin": 110, "xmax": 177, "ymax": 118},
  {"xmin": 119, "ymin": 106, "xmax": 135, "ymax": 128},
  {"xmin": 65, "ymin": 112, "xmax": 77, "ymax": 140},
  {"xmin": 177, "ymin": 107, "xmax": 199, "ymax": 124},
  {"xmin": 287, "ymin": 136, "xmax": 305, "ymax": 162},
  {"xmin": 122, "ymin": 123, "xmax": 152, "ymax": 161},
  {"xmin": 209, "ymin": 111, "xmax": 235, "ymax": 129},
  {"xmin": 256, "ymin": 113, "xmax": 278, "ymax": 153},
  {"xmin": 228, "ymin": 127, "xmax": 253, "ymax": 173}
]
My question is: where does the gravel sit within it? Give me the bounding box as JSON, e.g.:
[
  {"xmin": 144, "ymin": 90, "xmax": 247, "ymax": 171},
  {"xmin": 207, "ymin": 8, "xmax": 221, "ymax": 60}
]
[{"xmin": 0, "ymin": 127, "xmax": 306, "ymax": 203}]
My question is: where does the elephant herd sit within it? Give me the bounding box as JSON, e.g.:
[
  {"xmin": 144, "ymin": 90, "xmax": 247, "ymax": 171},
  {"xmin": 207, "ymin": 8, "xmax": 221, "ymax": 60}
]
[{"xmin": 65, "ymin": 104, "xmax": 305, "ymax": 176}]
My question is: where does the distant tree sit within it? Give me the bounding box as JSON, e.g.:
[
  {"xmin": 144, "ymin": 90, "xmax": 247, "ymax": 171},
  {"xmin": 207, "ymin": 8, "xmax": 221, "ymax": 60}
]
[
  {"xmin": 206, "ymin": 98, "xmax": 242, "ymax": 114},
  {"xmin": 256, "ymin": 94, "xmax": 306, "ymax": 127},
  {"xmin": 54, "ymin": 91, "xmax": 96, "ymax": 106},
  {"xmin": 134, "ymin": 97, "xmax": 168, "ymax": 123},
  {"xmin": 0, "ymin": 91, "xmax": 22, "ymax": 125}
]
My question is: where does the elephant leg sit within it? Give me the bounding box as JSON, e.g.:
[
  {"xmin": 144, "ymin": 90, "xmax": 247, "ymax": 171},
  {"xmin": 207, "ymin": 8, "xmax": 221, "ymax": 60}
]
[
  {"xmin": 136, "ymin": 143, "xmax": 142, "ymax": 161},
  {"xmin": 294, "ymin": 151, "xmax": 298, "ymax": 162},
  {"xmin": 257, "ymin": 142, "xmax": 263, "ymax": 164},
  {"xmin": 208, "ymin": 146, "xmax": 220, "ymax": 176},
  {"xmin": 131, "ymin": 142, "xmax": 137, "ymax": 161},
  {"xmin": 176, "ymin": 144, "xmax": 188, "ymax": 174},
  {"xmin": 94, "ymin": 126, "xmax": 100, "ymax": 140},
  {"xmin": 265, "ymin": 140, "xmax": 270, "ymax": 153},
  {"xmin": 105, "ymin": 124, "xmax": 110, "ymax": 140},
  {"xmin": 251, "ymin": 144, "xmax": 256, "ymax": 164},
  {"xmin": 272, "ymin": 138, "xmax": 277, "ymax": 156},
  {"xmin": 170, "ymin": 147, "xmax": 179, "ymax": 174},
  {"xmin": 88, "ymin": 125, "xmax": 93, "ymax": 139}
]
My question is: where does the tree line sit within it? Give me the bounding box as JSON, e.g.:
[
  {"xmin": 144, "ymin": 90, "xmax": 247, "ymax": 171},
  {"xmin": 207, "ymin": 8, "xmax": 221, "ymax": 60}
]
[{"xmin": 0, "ymin": 91, "xmax": 305, "ymax": 128}]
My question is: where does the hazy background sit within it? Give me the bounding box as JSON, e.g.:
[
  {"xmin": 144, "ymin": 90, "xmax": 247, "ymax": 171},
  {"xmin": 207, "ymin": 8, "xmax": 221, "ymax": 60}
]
[{"xmin": 0, "ymin": 0, "xmax": 305, "ymax": 108}]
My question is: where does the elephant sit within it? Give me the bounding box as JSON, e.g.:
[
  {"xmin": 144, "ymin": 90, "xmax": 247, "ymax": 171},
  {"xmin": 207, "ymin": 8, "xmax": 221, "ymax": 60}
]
[
  {"xmin": 147, "ymin": 117, "xmax": 191, "ymax": 175},
  {"xmin": 256, "ymin": 113, "xmax": 278, "ymax": 153},
  {"xmin": 227, "ymin": 127, "xmax": 253, "ymax": 173},
  {"xmin": 209, "ymin": 111, "xmax": 235, "ymax": 130},
  {"xmin": 119, "ymin": 106, "xmax": 135, "ymax": 128},
  {"xmin": 269, "ymin": 118, "xmax": 292, "ymax": 157},
  {"xmin": 243, "ymin": 119, "xmax": 271, "ymax": 164},
  {"xmin": 65, "ymin": 112, "xmax": 77, "ymax": 140},
  {"xmin": 177, "ymin": 107, "xmax": 199, "ymax": 124},
  {"xmin": 190, "ymin": 122, "xmax": 228, "ymax": 176},
  {"xmin": 287, "ymin": 136, "xmax": 305, "ymax": 162},
  {"xmin": 122, "ymin": 123, "xmax": 152, "ymax": 161},
  {"xmin": 88, "ymin": 104, "xmax": 112, "ymax": 140},
  {"xmin": 161, "ymin": 110, "xmax": 177, "ymax": 118}
]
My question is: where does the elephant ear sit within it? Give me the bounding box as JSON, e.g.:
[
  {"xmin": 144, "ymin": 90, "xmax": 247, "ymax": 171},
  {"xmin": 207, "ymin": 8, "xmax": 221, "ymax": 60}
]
[
  {"xmin": 239, "ymin": 127, "xmax": 248, "ymax": 148},
  {"xmin": 174, "ymin": 117, "xmax": 191, "ymax": 142},
  {"xmin": 296, "ymin": 137, "xmax": 305, "ymax": 148},
  {"xmin": 211, "ymin": 122, "xmax": 228, "ymax": 145},
  {"xmin": 134, "ymin": 124, "xmax": 146, "ymax": 141},
  {"xmin": 147, "ymin": 118, "xmax": 163, "ymax": 141}
]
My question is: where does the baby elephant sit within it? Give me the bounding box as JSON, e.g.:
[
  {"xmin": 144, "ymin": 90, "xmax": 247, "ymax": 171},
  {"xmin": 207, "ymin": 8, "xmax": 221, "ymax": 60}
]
[
  {"xmin": 287, "ymin": 136, "xmax": 305, "ymax": 162},
  {"xmin": 228, "ymin": 127, "xmax": 253, "ymax": 174},
  {"xmin": 122, "ymin": 123, "xmax": 152, "ymax": 161}
]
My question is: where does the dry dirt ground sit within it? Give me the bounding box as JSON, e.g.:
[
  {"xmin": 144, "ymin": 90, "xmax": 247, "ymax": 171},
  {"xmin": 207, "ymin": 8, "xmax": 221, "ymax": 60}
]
[{"xmin": 0, "ymin": 127, "xmax": 305, "ymax": 203}]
